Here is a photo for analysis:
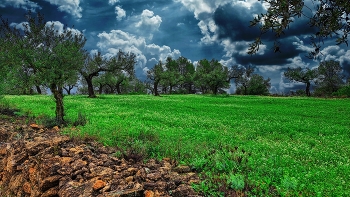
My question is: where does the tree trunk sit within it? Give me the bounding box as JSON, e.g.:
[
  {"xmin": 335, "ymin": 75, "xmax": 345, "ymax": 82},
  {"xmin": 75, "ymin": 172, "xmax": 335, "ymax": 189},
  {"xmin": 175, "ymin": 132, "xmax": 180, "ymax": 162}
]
[
  {"xmin": 154, "ymin": 80, "xmax": 160, "ymax": 96},
  {"xmin": 305, "ymin": 82, "xmax": 311, "ymax": 96},
  {"xmin": 85, "ymin": 76, "xmax": 96, "ymax": 98},
  {"xmin": 50, "ymin": 84, "xmax": 65, "ymax": 125},
  {"xmin": 213, "ymin": 86, "xmax": 218, "ymax": 95},
  {"xmin": 35, "ymin": 85, "xmax": 42, "ymax": 94},
  {"xmin": 169, "ymin": 85, "xmax": 173, "ymax": 94},
  {"xmin": 98, "ymin": 84, "xmax": 103, "ymax": 94},
  {"xmin": 116, "ymin": 80, "xmax": 123, "ymax": 94}
]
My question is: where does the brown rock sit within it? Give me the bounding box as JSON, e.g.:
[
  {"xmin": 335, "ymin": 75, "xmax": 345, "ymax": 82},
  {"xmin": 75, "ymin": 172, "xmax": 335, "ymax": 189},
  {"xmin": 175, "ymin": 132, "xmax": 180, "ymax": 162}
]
[
  {"xmin": 30, "ymin": 123, "xmax": 41, "ymax": 129},
  {"xmin": 125, "ymin": 176, "xmax": 133, "ymax": 183},
  {"xmin": 144, "ymin": 190, "xmax": 155, "ymax": 197},
  {"xmin": 23, "ymin": 182, "xmax": 31, "ymax": 194},
  {"xmin": 173, "ymin": 165, "xmax": 191, "ymax": 173},
  {"xmin": 93, "ymin": 180, "xmax": 106, "ymax": 190},
  {"xmin": 41, "ymin": 186, "xmax": 59, "ymax": 197},
  {"xmin": 39, "ymin": 175, "xmax": 61, "ymax": 191},
  {"xmin": 53, "ymin": 126, "xmax": 60, "ymax": 132},
  {"xmin": 146, "ymin": 172, "xmax": 162, "ymax": 181}
]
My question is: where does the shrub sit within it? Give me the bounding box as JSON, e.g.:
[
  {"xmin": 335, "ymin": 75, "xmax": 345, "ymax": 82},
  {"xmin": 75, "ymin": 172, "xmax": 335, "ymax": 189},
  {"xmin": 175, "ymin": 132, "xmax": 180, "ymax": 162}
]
[{"xmin": 332, "ymin": 85, "xmax": 350, "ymax": 97}]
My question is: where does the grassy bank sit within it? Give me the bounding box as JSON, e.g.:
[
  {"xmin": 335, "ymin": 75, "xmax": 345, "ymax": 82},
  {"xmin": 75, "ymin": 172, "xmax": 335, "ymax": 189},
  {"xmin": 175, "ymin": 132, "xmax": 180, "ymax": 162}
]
[{"xmin": 3, "ymin": 94, "xmax": 350, "ymax": 196}]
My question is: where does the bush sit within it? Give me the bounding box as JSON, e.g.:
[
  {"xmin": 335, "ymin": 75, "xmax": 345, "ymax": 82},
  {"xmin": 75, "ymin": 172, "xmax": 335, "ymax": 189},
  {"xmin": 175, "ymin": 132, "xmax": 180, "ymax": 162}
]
[{"xmin": 332, "ymin": 85, "xmax": 350, "ymax": 97}]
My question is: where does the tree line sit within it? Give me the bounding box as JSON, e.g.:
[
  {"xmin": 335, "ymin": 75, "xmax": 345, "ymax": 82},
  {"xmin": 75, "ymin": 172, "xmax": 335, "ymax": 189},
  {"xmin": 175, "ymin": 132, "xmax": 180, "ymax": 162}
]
[
  {"xmin": 0, "ymin": 11, "xmax": 349, "ymax": 125},
  {"xmin": 284, "ymin": 60, "xmax": 349, "ymax": 97}
]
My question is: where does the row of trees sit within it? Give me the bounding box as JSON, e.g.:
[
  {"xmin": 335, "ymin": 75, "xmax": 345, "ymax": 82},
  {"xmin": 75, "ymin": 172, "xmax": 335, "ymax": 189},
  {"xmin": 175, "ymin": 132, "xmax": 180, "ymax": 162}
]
[
  {"xmin": 284, "ymin": 60, "xmax": 348, "ymax": 96},
  {"xmin": 146, "ymin": 57, "xmax": 271, "ymax": 96},
  {"xmin": 0, "ymin": 12, "xmax": 272, "ymax": 124}
]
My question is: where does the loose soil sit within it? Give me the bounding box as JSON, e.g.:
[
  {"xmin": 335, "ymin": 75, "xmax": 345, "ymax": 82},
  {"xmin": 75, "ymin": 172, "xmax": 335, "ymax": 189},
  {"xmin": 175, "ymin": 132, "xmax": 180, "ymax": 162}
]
[{"xmin": 0, "ymin": 110, "xmax": 202, "ymax": 197}]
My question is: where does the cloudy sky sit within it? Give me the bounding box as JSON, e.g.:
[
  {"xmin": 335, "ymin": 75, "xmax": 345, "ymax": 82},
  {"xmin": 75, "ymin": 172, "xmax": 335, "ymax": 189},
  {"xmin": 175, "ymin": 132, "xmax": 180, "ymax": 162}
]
[{"xmin": 1, "ymin": 0, "xmax": 349, "ymax": 93}]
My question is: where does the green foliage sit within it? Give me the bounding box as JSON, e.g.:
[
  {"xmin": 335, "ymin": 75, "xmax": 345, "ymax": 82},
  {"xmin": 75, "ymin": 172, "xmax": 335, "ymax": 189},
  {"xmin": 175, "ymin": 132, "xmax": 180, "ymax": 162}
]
[
  {"xmin": 72, "ymin": 111, "xmax": 88, "ymax": 127},
  {"xmin": 332, "ymin": 85, "xmax": 350, "ymax": 97},
  {"xmin": 316, "ymin": 60, "xmax": 344, "ymax": 95},
  {"xmin": 194, "ymin": 59, "xmax": 229, "ymax": 94},
  {"xmin": 227, "ymin": 173, "xmax": 245, "ymax": 190},
  {"xmin": 4, "ymin": 95, "xmax": 350, "ymax": 196},
  {"xmin": 284, "ymin": 67, "xmax": 318, "ymax": 96},
  {"xmin": 235, "ymin": 67, "xmax": 271, "ymax": 95},
  {"xmin": 249, "ymin": 0, "xmax": 350, "ymax": 57}
]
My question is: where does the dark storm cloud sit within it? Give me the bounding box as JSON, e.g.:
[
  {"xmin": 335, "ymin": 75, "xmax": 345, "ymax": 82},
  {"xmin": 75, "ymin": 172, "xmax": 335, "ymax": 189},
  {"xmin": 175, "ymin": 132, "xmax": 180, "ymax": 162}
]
[
  {"xmin": 213, "ymin": 2, "xmax": 265, "ymax": 42},
  {"xmin": 235, "ymin": 37, "xmax": 304, "ymax": 66}
]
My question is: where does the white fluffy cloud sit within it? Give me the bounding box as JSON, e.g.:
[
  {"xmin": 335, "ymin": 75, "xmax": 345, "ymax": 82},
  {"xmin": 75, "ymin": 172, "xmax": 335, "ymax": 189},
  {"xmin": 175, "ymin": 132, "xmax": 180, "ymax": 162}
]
[
  {"xmin": 0, "ymin": 0, "xmax": 41, "ymax": 11},
  {"xmin": 115, "ymin": 6, "xmax": 126, "ymax": 21},
  {"xmin": 10, "ymin": 22, "xmax": 29, "ymax": 31},
  {"xmin": 96, "ymin": 30, "xmax": 181, "ymax": 70},
  {"xmin": 45, "ymin": 0, "xmax": 82, "ymax": 18},
  {"xmin": 45, "ymin": 21, "xmax": 82, "ymax": 35},
  {"xmin": 146, "ymin": 44, "xmax": 181, "ymax": 61},
  {"xmin": 108, "ymin": 0, "xmax": 119, "ymax": 5},
  {"xmin": 135, "ymin": 9, "xmax": 162, "ymax": 39},
  {"xmin": 97, "ymin": 30, "xmax": 147, "ymax": 67}
]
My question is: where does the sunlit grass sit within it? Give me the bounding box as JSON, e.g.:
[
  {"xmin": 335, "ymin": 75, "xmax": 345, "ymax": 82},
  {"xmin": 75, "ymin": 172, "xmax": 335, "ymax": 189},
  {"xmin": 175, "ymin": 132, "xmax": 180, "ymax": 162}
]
[{"xmin": 3, "ymin": 94, "xmax": 350, "ymax": 196}]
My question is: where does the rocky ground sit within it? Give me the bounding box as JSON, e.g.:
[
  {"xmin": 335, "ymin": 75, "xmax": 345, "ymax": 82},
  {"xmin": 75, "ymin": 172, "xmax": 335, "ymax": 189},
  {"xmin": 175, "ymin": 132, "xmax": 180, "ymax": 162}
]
[{"xmin": 0, "ymin": 110, "xmax": 202, "ymax": 197}]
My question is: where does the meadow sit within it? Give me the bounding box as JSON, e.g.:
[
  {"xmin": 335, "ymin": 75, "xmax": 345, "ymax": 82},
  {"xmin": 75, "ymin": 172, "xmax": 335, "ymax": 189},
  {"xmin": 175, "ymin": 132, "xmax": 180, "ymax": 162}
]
[{"xmin": 3, "ymin": 94, "xmax": 350, "ymax": 196}]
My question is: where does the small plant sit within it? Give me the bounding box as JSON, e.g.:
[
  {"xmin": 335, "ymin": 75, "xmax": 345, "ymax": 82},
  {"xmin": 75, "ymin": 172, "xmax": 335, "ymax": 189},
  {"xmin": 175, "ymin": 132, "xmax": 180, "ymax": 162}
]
[
  {"xmin": 227, "ymin": 173, "xmax": 245, "ymax": 190},
  {"xmin": 39, "ymin": 115, "xmax": 59, "ymax": 128},
  {"xmin": 73, "ymin": 111, "xmax": 87, "ymax": 127}
]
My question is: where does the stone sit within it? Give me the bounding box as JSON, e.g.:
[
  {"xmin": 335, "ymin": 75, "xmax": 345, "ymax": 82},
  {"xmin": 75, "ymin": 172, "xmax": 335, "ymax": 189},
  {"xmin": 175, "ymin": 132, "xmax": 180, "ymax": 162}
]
[
  {"xmin": 173, "ymin": 165, "xmax": 191, "ymax": 173},
  {"xmin": 30, "ymin": 123, "xmax": 41, "ymax": 129},
  {"xmin": 144, "ymin": 190, "xmax": 154, "ymax": 197},
  {"xmin": 22, "ymin": 181, "xmax": 31, "ymax": 194},
  {"xmin": 125, "ymin": 176, "xmax": 133, "ymax": 183},
  {"xmin": 93, "ymin": 180, "xmax": 106, "ymax": 190},
  {"xmin": 53, "ymin": 126, "xmax": 60, "ymax": 132}
]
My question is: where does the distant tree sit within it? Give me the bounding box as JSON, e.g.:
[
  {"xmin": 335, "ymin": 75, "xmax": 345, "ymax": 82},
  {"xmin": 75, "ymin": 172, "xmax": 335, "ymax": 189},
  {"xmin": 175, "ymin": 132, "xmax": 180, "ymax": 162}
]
[
  {"xmin": 249, "ymin": 0, "xmax": 350, "ymax": 57},
  {"xmin": 235, "ymin": 66, "xmax": 271, "ymax": 95},
  {"xmin": 110, "ymin": 51, "xmax": 136, "ymax": 94},
  {"xmin": 315, "ymin": 60, "xmax": 344, "ymax": 95},
  {"xmin": 161, "ymin": 57, "xmax": 182, "ymax": 94},
  {"xmin": 176, "ymin": 56, "xmax": 196, "ymax": 94},
  {"xmin": 284, "ymin": 67, "xmax": 318, "ymax": 96},
  {"xmin": 234, "ymin": 66, "xmax": 255, "ymax": 95},
  {"xmin": 0, "ymin": 11, "xmax": 86, "ymax": 125},
  {"xmin": 147, "ymin": 61, "xmax": 165, "ymax": 96},
  {"xmin": 80, "ymin": 50, "xmax": 136, "ymax": 97},
  {"xmin": 80, "ymin": 51, "xmax": 109, "ymax": 98},
  {"xmin": 194, "ymin": 59, "xmax": 229, "ymax": 94},
  {"xmin": 63, "ymin": 74, "xmax": 79, "ymax": 95}
]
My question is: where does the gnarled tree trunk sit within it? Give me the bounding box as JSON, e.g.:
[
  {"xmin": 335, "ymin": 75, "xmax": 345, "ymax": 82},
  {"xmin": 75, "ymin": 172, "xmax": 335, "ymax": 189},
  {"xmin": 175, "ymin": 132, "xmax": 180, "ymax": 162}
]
[{"xmin": 50, "ymin": 84, "xmax": 65, "ymax": 125}]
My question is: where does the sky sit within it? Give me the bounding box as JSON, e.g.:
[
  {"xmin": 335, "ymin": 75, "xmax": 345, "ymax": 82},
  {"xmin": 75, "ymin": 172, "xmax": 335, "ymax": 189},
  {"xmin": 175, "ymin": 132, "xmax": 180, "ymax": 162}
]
[{"xmin": 1, "ymin": 0, "xmax": 350, "ymax": 94}]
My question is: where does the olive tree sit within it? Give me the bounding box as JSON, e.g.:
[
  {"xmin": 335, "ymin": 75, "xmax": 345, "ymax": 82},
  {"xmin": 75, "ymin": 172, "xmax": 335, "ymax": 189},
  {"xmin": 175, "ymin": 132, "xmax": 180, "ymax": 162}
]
[
  {"xmin": 147, "ymin": 61, "xmax": 165, "ymax": 96},
  {"xmin": 249, "ymin": 0, "xmax": 350, "ymax": 57},
  {"xmin": 0, "ymin": 11, "xmax": 86, "ymax": 125},
  {"xmin": 284, "ymin": 67, "xmax": 318, "ymax": 96},
  {"xmin": 316, "ymin": 60, "xmax": 344, "ymax": 95}
]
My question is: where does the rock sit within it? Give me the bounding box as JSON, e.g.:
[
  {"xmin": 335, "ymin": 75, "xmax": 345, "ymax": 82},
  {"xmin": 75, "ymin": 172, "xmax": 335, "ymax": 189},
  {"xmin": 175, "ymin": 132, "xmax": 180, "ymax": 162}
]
[
  {"xmin": 0, "ymin": 116, "xmax": 202, "ymax": 197},
  {"xmin": 53, "ymin": 126, "xmax": 60, "ymax": 132},
  {"xmin": 93, "ymin": 180, "xmax": 106, "ymax": 190},
  {"xmin": 125, "ymin": 176, "xmax": 133, "ymax": 183},
  {"xmin": 22, "ymin": 181, "xmax": 31, "ymax": 194},
  {"xmin": 144, "ymin": 190, "xmax": 154, "ymax": 197},
  {"xmin": 30, "ymin": 123, "xmax": 41, "ymax": 129},
  {"xmin": 173, "ymin": 165, "xmax": 191, "ymax": 173}
]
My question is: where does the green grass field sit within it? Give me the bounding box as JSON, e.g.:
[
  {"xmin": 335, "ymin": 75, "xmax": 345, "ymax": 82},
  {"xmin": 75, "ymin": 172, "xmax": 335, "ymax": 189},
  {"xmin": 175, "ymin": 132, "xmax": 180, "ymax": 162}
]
[{"xmin": 3, "ymin": 94, "xmax": 350, "ymax": 196}]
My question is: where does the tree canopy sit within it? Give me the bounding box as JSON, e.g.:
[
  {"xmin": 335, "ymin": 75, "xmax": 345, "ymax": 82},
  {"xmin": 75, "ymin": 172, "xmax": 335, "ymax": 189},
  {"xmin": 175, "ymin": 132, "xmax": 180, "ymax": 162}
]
[
  {"xmin": 249, "ymin": 0, "xmax": 350, "ymax": 57},
  {"xmin": 284, "ymin": 67, "xmax": 318, "ymax": 96},
  {"xmin": 0, "ymin": 11, "xmax": 86, "ymax": 124}
]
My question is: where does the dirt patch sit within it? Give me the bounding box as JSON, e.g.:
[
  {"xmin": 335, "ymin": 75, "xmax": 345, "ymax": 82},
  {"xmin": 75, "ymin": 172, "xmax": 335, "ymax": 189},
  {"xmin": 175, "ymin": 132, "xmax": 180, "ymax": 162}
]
[{"xmin": 0, "ymin": 114, "xmax": 202, "ymax": 197}]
